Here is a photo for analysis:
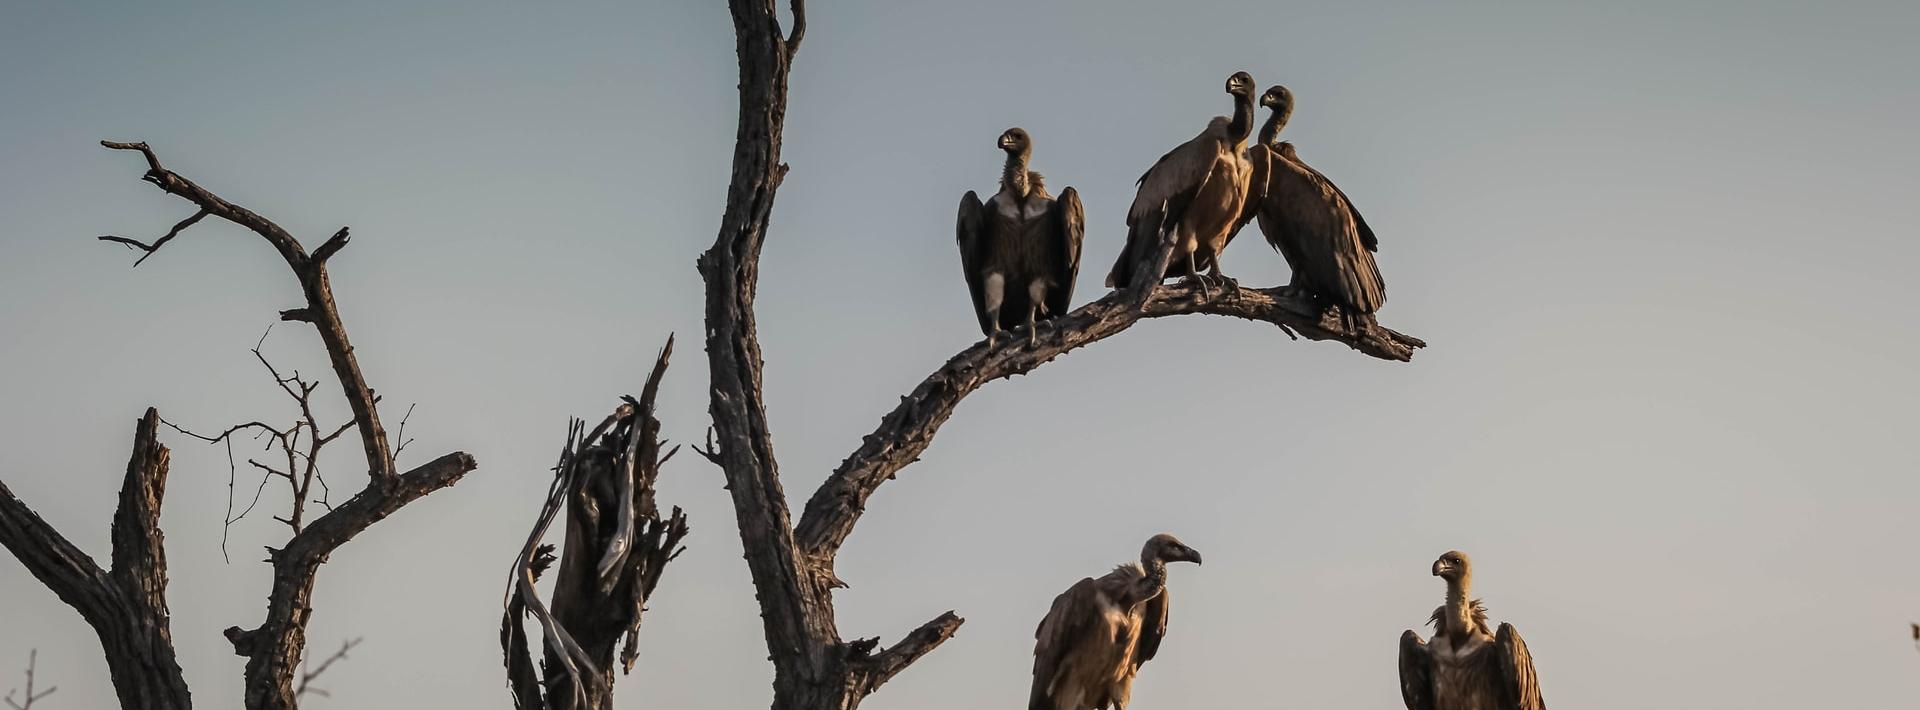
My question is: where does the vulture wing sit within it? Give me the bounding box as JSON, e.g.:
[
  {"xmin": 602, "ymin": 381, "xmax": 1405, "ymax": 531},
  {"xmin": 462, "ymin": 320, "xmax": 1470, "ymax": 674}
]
[
  {"xmin": 1493, "ymin": 623, "xmax": 1545, "ymax": 710},
  {"xmin": 1030, "ymin": 577, "xmax": 1100, "ymax": 710},
  {"xmin": 1398, "ymin": 630, "xmax": 1437, "ymax": 710},
  {"xmin": 1128, "ymin": 124, "xmax": 1227, "ymax": 226},
  {"xmin": 1331, "ymin": 179, "xmax": 1379, "ymax": 252},
  {"xmin": 1046, "ymin": 186, "xmax": 1085, "ymax": 317},
  {"xmin": 1263, "ymin": 144, "xmax": 1385, "ymax": 313},
  {"xmin": 1107, "ymin": 125, "xmax": 1227, "ymax": 288},
  {"xmin": 956, "ymin": 190, "xmax": 996, "ymax": 335},
  {"xmin": 1285, "ymin": 145, "xmax": 1378, "ymax": 253},
  {"xmin": 1132, "ymin": 585, "xmax": 1171, "ymax": 670}
]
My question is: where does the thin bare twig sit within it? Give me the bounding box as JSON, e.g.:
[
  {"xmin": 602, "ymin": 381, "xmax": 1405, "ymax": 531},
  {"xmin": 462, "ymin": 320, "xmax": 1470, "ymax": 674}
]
[
  {"xmin": 168, "ymin": 326, "xmax": 369, "ymax": 560},
  {"xmin": 391, "ymin": 404, "xmax": 416, "ymax": 463},
  {"xmin": 3, "ymin": 650, "xmax": 56, "ymax": 710},
  {"xmin": 293, "ymin": 637, "xmax": 361, "ymax": 700}
]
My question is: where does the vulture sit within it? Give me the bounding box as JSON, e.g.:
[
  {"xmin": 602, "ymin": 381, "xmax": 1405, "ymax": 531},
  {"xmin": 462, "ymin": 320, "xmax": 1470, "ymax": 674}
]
[
  {"xmin": 1399, "ymin": 551, "xmax": 1546, "ymax": 710},
  {"xmin": 1105, "ymin": 71, "xmax": 1257, "ymax": 293},
  {"xmin": 1030, "ymin": 533, "xmax": 1203, "ymax": 710},
  {"xmin": 957, "ymin": 127, "xmax": 1086, "ymax": 347},
  {"xmin": 1241, "ymin": 84, "xmax": 1386, "ymax": 329}
]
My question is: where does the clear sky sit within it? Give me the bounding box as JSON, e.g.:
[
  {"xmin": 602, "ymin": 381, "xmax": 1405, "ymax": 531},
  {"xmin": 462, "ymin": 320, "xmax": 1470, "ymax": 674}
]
[{"xmin": 3, "ymin": 1, "xmax": 1918, "ymax": 708}]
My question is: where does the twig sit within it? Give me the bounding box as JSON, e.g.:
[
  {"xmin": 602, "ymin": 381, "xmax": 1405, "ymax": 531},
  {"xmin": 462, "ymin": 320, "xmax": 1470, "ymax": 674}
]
[
  {"xmin": 293, "ymin": 637, "xmax": 362, "ymax": 700},
  {"xmin": 391, "ymin": 404, "xmax": 416, "ymax": 463},
  {"xmin": 97, "ymin": 209, "xmax": 210, "ymax": 267},
  {"xmin": 3, "ymin": 650, "xmax": 56, "ymax": 710}
]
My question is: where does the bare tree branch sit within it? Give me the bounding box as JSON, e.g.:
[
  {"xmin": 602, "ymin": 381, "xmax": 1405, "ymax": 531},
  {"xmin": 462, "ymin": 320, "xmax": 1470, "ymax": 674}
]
[
  {"xmin": 100, "ymin": 140, "xmax": 397, "ymax": 485},
  {"xmin": 294, "ymin": 637, "xmax": 362, "ymax": 700},
  {"xmin": 3, "ymin": 650, "xmax": 57, "ymax": 710},
  {"xmin": 794, "ymin": 282, "xmax": 1421, "ymax": 564},
  {"xmin": 97, "ymin": 208, "xmax": 210, "ymax": 267}
]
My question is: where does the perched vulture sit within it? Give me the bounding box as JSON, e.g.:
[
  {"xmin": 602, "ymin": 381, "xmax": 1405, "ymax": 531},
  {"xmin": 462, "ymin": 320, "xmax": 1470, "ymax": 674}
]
[
  {"xmin": 1399, "ymin": 551, "xmax": 1546, "ymax": 710},
  {"xmin": 957, "ymin": 127, "xmax": 1086, "ymax": 347},
  {"xmin": 1242, "ymin": 85, "xmax": 1386, "ymax": 329},
  {"xmin": 1030, "ymin": 534, "xmax": 1203, "ymax": 710},
  {"xmin": 1105, "ymin": 71, "xmax": 1257, "ymax": 293}
]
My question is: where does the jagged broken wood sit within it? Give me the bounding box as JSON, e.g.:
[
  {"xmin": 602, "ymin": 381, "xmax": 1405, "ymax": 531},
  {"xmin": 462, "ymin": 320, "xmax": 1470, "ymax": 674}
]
[
  {"xmin": 502, "ymin": 339, "xmax": 690, "ymax": 710},
  {"xmin": 0, "ymin": 411, "xmax": 192, "ymax": 710}
]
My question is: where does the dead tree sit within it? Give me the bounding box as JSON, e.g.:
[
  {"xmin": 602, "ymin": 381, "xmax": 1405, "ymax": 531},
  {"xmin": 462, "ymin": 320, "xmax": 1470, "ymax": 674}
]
[
  {"xmin": 502, "ymin": 339, "xmax": 691, "ymax": 710},
  {"xmin": 697, "ymin": 2, "xmax": 1424, "ymax": 709},
  {"xmin": 0, "ymin": 141, "xmax": 478, "ymax": 710}
]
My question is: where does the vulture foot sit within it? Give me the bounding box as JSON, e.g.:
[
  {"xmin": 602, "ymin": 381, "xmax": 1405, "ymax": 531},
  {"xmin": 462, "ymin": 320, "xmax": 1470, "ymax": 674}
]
[
  {"xmin": 1179, "ymin": 272, "xmax": 1212, "ymax": 301},
  {"xmin": 1209, "ymin": 267, "xmax": 1241, "ymax": 298}
]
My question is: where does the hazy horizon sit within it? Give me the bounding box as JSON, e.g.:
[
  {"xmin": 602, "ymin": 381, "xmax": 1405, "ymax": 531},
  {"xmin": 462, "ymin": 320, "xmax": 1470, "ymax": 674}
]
[{"xmin": 3, "ymin": 1, "xmax": 1918, "ymax": 708}]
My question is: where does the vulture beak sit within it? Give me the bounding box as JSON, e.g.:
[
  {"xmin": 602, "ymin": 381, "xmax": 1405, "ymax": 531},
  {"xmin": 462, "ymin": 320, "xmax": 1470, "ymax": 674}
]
[
  {"xmin": 1187, "ymin": 548, "xmax": 1204, "ymax": 565},
  {"xmin": 1431, "ymin": 560, "xmax": 1447, "ymax": 576}
]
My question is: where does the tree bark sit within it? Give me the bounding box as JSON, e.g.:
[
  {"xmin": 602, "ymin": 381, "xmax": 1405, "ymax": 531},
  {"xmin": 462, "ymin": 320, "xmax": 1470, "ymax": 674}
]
[{"xmin": 0, "ymin": 410, "xmax": 192, "ymax": 710}]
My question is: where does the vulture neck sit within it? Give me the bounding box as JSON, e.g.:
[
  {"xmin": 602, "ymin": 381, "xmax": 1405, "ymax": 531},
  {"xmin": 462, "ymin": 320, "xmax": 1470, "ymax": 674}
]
[
  {"xmin": 1227, "ymin": 93, "xmax": 1255, "ymax": 147},
  {"xmin": 1000, "ymin": 148, "xmax": 1035, "ymax": 200},
  {"xmin": 1258, "ymin": 107, "xmax": 1291, "ymax": 147},
  {"xmin": 1442, "ymin": 572, "xmax": 1476, "ymax": 641},
  {"xmin": 1132, "ymin": 553, "xmax": 1170, "ymax": 606}
]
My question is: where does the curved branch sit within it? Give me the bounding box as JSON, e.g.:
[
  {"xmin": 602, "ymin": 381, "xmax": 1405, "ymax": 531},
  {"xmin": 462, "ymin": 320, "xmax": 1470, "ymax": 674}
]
[
  {"xmin": 795, "ymin": 282, "xmax": 1422, "ymax": 561},
  {"xmin": 99, "ymin": 140, "xmax": 396, "ymax": 484}
]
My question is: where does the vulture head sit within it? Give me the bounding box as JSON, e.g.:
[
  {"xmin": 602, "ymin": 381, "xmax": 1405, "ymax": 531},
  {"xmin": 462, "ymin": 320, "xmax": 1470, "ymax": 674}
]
[
  {"xmin": 1224, "ymin": 71, "xmax": 1255, "ymax": 98},
  {"xmin": 1259, "ymin": 85, "xmax": 1293, "ymax": 113},
  {"xmin": 1144, "ymin": 533, "xmax": 1204, "ymax": 565},
  {"xmin": 998, "ymin": 127, "xmax": 1032, "ymax": 155},
  {"xmin": 1431, "ymin": 550, "xmax": 1472, "ymax": 584}
]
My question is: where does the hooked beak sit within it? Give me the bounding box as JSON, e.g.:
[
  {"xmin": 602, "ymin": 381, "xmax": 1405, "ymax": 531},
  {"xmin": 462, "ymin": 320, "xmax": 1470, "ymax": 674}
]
[
  {"xmin": 1188, "ymin": 548, "xmax": 1204, "ymax": 565},
  {"xmin": 1431, "ymin": 560, "xmax": 1447, "ymax": 576}
]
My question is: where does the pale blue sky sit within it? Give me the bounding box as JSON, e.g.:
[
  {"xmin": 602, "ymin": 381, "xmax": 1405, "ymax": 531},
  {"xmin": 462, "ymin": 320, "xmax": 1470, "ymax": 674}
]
[{"xmin": 3, "ymin": 1, "xmax": 1918, "ymax": 708}]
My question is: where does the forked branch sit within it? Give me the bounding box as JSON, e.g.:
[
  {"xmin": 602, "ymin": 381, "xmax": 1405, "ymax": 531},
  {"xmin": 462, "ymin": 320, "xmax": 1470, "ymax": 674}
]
[
  {"xmin": 99, "ymin": 140, "xmax": 395, "ymax": 484},
  {"xmin": 0, "ymin": 411, "xmax": 192, "ymax": 709},
  {"xmin": 90, "ymin": 140, "xmax": 476, "ymax": 710}
]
